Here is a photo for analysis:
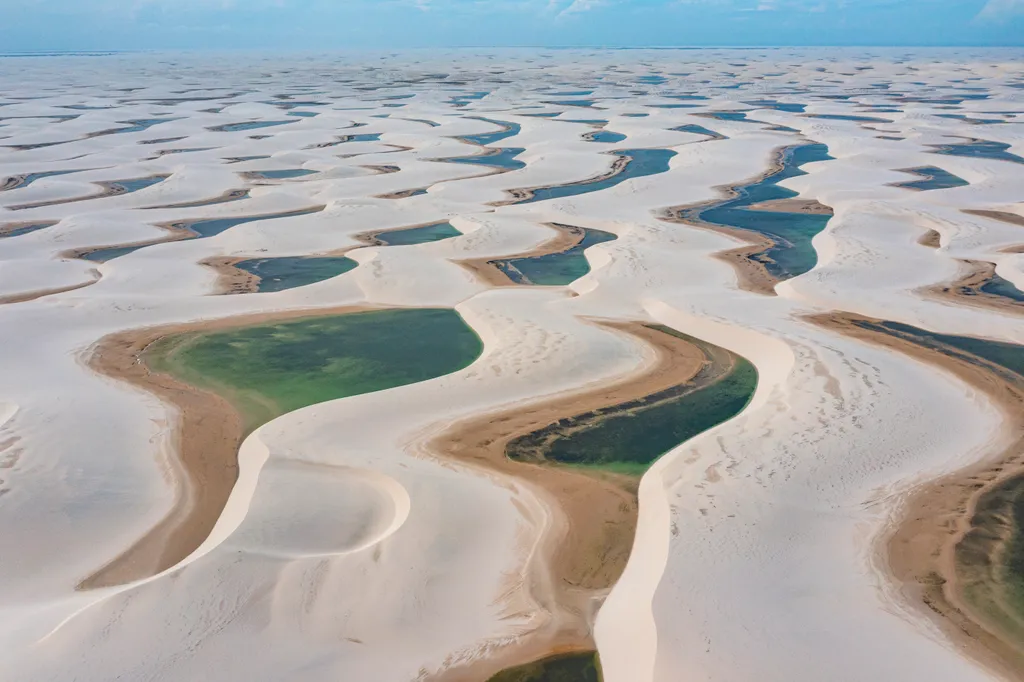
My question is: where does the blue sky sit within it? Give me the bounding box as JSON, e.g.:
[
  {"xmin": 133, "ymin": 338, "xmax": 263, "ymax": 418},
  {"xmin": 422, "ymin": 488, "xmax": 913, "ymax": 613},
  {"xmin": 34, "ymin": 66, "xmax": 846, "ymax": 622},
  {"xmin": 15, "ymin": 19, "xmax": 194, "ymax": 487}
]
[{"xmin": 2, "ymin": 0, "xmax": 1022, "ymax": 51}]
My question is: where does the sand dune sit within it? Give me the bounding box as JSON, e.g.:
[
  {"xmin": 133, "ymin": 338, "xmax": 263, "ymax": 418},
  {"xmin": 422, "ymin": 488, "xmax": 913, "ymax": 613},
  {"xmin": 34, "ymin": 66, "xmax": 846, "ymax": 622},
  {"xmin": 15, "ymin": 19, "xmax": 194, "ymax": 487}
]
[{"xmin": 1, "ymin": 48, "xmax": 1023, "ymax": 682}]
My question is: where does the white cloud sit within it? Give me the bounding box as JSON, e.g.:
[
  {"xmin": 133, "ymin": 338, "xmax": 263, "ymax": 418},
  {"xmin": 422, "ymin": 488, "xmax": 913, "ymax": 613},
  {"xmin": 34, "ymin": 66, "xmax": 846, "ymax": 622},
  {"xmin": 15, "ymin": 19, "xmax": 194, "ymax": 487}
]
[
  {"xmin": 975, "ymin": 0, "xmax": 1024, "ymax": 21},
  {"xmin": 555, "ymin": 0, "xmax": 605, "ymax": 17}
]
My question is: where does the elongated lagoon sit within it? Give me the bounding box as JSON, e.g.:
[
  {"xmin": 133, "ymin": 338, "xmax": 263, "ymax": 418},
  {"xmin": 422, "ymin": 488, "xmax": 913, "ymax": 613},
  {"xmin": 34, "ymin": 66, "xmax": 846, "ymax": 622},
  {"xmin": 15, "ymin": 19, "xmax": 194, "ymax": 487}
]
[
  {"xmin": 80, "ymin": 206, "xmax": 324, "ymax": 263},
  {"xmin": 507, "ymin": 325, "xmax": 757, "ymax": 476},
  {"xmin": 511, "ymin": 148, "xmax": 675, "ymax": 205},
  {"xmin": 683, "ymin": 143, "xmax": 834, "ymax": 281}
]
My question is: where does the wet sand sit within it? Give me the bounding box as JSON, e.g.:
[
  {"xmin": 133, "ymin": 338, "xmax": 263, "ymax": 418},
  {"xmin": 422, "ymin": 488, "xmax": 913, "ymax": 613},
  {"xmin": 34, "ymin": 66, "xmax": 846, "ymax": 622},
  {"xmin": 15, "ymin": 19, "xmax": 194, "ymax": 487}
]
[
  {"xmin": 925, "ymin": 260, "xmax": 1023, "ymax": 315},
  {"xmin": 660, "ymin": 147, "xmax": 790, "ymax": 296},
  {"xmin": 455, "ymin": 223, "xmax": 587, "ymax": 287},
  {"xmin": 375, "ymin": 187, "xmax": 428, "ymax": 199},
  {"xmin": 362, "ymin": 164, "xmax": 400, "ymax": 175},
  {"xmin": 919, "ymin": 229, "xmax": 943, "ymax": 249},
  {"xmin": 0, "ymin": 274, "xmax": 100, "ymax": 305},
  {"xmin": 79, "ymin": 305, "xmax": 379, "ymax": 589},
  {"xmin": 808, "ymin": 312, "xmax": 1024, "ymax": 682},
  {"xmin": 201, "ymin": 247, "xmax": 356, "ymax": 295},
  {"xmin": 964, "ymin": 210, "xmax": 1024, "ymax": 229},
  {"xmin": 427, "ymin": 321, "xmax": 717, "ymax": 681},
  {"xmin": 200, "ymin": 256, "xmax": 263, "ymax": 294},
  {"xmin": 1, "ymin": 174, "xmax": 27, "ymax": 191},
  {"xmin": 744, "ymin": 198, "xmax": 833, "ymax": 215}
]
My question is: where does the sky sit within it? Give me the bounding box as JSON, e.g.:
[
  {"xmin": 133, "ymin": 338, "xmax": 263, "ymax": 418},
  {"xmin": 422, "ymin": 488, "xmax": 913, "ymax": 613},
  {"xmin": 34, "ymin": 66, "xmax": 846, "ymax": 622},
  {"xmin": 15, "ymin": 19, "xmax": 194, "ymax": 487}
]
[{"xmin": 1, "ymin": 0, "xmax": 1022, "ymax": 52}]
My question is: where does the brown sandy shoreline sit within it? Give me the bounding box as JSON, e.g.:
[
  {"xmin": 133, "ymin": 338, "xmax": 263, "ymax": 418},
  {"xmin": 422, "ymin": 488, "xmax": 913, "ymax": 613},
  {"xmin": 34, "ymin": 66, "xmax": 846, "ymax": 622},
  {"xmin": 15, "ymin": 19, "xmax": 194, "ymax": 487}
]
[
  {"xmin": 427, "ymin": 321, "xmax": 722, "ymax": 681},
  {"xmin": 919, "ymin": 229, "xmax": 943, "ymax": 249},
  {"xmin": 83, "ymin": 304, "xmax": 720, "ymax": 682},
  {"xmin": 202, "ymin": 218, "xmax": 461, "ymax": 295},
  {"xmin": 352, "ymin": 220, "xmax": 452, "ymax": 248},
  {"xmin": 0, "ymin": 272, "xmax": 100, "ymax": 306},
  {"xmin": 79, "ymin": 304, "xmax": 378, "ymax": 589},
  {"xmin": 964, "ymin": 209, "xmax": 1024, "ymax": 229},
  {"xmin": 744, "ymin": 198, "xmax": 833, "ymax": 215},
  {"xmin": 489, "ymin": 155, "xmax": 629, "ymax": 207},
  {"xmin": 659, "ymin": 145, "xmax": 793, "ymax": 297},
  {"xmin": 455, "ymin": 222, "xmax": 588, "ymax": 287},
  {"xmin": 1, "ymin": 174, "xmax": 27, "ymax": 191},
  {"xmin": 808, "ymin": 312, "xmax": 1024, "ymax": 682},
  {"xmin": 924, "ymin": 260, "xmax": 1024, "ymax": 316},
  {"xmin": 200, "ymin": 256, "xmax": 263, "ymax": 295},
  {"xmin": 202, "ymin": 247, "xmax": 360, "ymax": 295},
  {"xmin": 375, "ymin": 187, "xmax": 428, "ymax": 199},
  {"xmin": 361, "ymin": 164, "xmax": 401, "ymax": 175}
]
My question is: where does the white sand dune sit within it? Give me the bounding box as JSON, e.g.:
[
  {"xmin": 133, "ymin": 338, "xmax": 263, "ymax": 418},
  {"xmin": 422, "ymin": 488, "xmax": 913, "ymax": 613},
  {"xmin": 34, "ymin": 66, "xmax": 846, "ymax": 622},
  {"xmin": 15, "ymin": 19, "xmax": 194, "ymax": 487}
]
[{"xmin": 1, "ymin": 47, "xmax": 1023, "ymax": 681}]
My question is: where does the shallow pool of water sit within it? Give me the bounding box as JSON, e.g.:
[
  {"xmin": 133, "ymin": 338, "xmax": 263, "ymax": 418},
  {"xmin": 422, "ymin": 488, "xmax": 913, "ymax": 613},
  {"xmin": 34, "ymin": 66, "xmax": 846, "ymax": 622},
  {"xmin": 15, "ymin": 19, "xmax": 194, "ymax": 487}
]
[
  {"xmin": 507, "ymin": 326, "xmax": 757, "ymax": 475},
  {"xmin": 82, "ymin": 207, "xmax": 323, "ymax": 262},
  {"xmin": 694, "ymin": 143, "xmax": 834, "ymax": 280},
  {"xmin": 894, "ymin": 166, "xmax": 969, "ymax": 191},
  {"xmin": 981, "ymin": 273, "xmax": 1024, "ymax": 303},
  {"xmin": 514, "ymin": 148, "xmax": 675, "ymax": 204},
  {"xmin": 932, "ymin": 138, "xmax": 1024, "ymax": 165},
  {"xmin": 494, "ymin": 227, "xmax": 616, "ymax": 285},
  {"xmin": 211, "ymin": 120, "xmax": 296, "ymax": 132},
  {"xmin": 234, "ymin": 256, "xmax": 358, "ymax": 293},
  {"xmin": 371, "ymin": 221, "xmax": 462, "ymax": 246},
  {"xmin": 249, "ymin": 169, "xmax": 319, "ymax": 180},
  {"xmin": 586, "ymin": 130, "xmax": 626, "ymax": 143},
  {"xmin": 147, "ymin": 308, "xmax": 483, "ymax": 432}
]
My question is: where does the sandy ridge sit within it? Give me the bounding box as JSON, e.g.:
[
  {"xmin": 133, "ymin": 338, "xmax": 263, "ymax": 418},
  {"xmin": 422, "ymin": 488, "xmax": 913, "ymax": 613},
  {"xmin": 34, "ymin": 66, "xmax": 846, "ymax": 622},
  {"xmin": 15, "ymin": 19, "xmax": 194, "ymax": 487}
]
[
  {"xmin": 79, "ymin": 305, "xmax": 379, "ymax": 589},
  {"xmin": 809, "ymin": 312, "xmax": 1024, "ymax": 682}
]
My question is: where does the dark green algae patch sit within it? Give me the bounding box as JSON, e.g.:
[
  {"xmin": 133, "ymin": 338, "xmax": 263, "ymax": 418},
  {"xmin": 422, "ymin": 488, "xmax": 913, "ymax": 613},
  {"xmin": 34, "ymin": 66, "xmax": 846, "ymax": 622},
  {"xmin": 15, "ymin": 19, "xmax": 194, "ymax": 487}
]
[
  {"xmin": 145, "ymin": 308, "xmax": 483, "ymax": 433},
  {"xmin": 845, "ymin": 318, "xmax": 1024, "ymax": 648},
  {"xmin": 486, "ymin": 651, "xmax": 602, "ymax": 682},
  {"xmin": 958, "ymin": 473, "xmax": 1024, "ymax": 651},
  {"xmin": 506, "ymin": 325, "xmax": 757, "ymax": 477}
]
